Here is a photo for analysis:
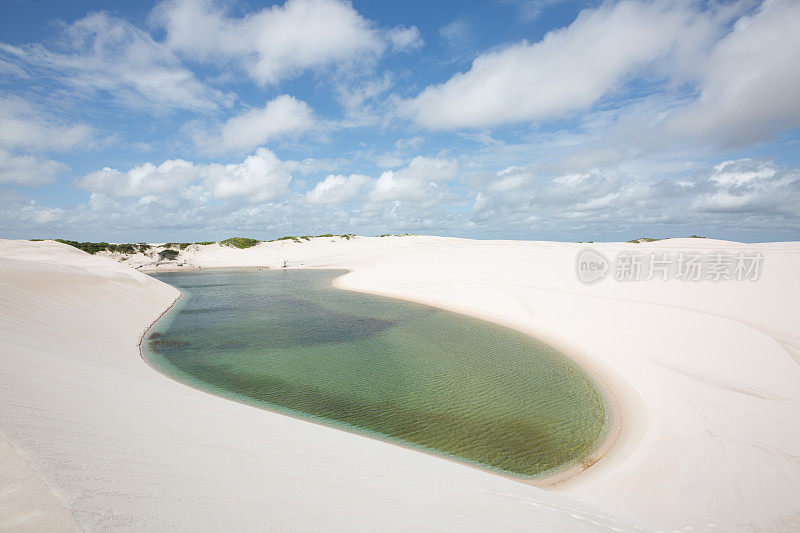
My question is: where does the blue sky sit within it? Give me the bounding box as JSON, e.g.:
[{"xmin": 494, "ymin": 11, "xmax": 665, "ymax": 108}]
[{"xmin": 0, "ymin": 0, "xmax": 798, "ymax": 242}]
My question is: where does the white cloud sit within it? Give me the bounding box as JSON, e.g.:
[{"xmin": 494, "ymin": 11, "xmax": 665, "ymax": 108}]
[
  {"xmin": 77, "ymin": 148, "xmax": 293, "ymax": 203},
  {"xmin": 487, "ymin": 166, "xmax": 532, "ymax": 194},
  {"xmin": 692, "ymin": 159, "xmax": 800, "ymax": 214},
  {"xmin": 467, "ymin": 157, "xmax": 800, "ymax": 238},
  {"xmin": 153, "ymin": 0, "xmax": 420, "ymax": 85},
  {"xmin": 89, "ymin": 192, "xmax": 121, "ymax": 212},
  {"xmin": 402, "ymin": 0, "xmax": 718, "ymax": 129},
  {"xmin": 387, "ymin": 26, "xmax": 424, "ymax": 52},
  {"xmin": 30, "ymin": 206, "xmax": 65, "ymax": 224},
  {"xmin": 508, "ymin": 0, "xmax": 576, "ymax": 22},
  {"xmin": 0, "ymin": 196, "xmax": 68, "ymax": 229},
  {"xmin": 439, "ymin": 18, "xmax": 471, "ymax": 49},
  {"xmin": 202, "ymin": 148, "xmax": 292, "ymax": 202},
  {"xmin": 0, "ymin": 56, "xmax": 29, "ymax": 79},
  {"xmin": 710, "ymin": 159, "xmax": 779, "ymax": 188},
  {"xmin": 665, "ymin": 0, "xmax": 800, "ymax": 146},
  {"xmin": 0, "ymin": 12, "xmax": 230, "ymax": 112},
  {"xmin": 8, "ymin": 154, "xmax": 800, "ymax": 242},
  {"xmin": 0, "ymin": 150, "xmax": 66, "ymax": 186},
  {"xmin": 370, "ymin": 156, "xmax": 458, "ymax": 203},
  {"xmin": 201, "ymin": 95, "xmax": 316, "ymax": 153},
  {"xmin": 333, "ymin": 73, "xmax": 394, "ymax": 124},
  {"xmin": 395, "ymin": 155, "xmax": 458, "ymax": 182},
  {"xmin": 77, "ymin": 159, "xmax": 197, "ymax": 198},
  {"xmin": 403, "ymin": 0, "xmax": 799, "ymax": 150},
  {"xmin": 0, "ymin": 97, "xmax": 92, "ymax": 151},
  {"xmin": 305, "ymin": 173, "xmax": 369, "ymax": 205},
  {"xmin": 574, "ymin": 191, "xmax": 620, "ymax": 210},
  {"xmin": 395, "ymin": 136, "xmax": 425, "ymax": 150}
]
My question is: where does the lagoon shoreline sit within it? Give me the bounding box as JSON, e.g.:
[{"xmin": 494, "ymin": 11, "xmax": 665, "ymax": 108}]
[
  {"xmin": 331, "ymin": 270, "xmax": 625, "ymax": 489},
  {"xmin": 138, "ymin": 267, "xmax": 616, "ymax": 487}
]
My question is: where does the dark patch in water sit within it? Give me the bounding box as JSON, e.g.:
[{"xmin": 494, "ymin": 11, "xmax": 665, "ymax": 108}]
[
  {"xmin": 174, "ymin": 282, "xmax": 235, "ymax": 289},
  {"xmin": 181, "ymin": 306, "xmax": 236, "ymax": 315},
  {"xmin": 189, "ymin": 293, "xmax": 397, "ymax": 349},
  {"xmin": 148, "ymin": 338, "xmax": 189, "ymax": 354}
]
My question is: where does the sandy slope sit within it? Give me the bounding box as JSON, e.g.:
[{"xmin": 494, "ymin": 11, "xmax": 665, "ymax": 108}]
[{"xmin": 1, "ymin": 237, "xmax": 799, "ymax": 531}]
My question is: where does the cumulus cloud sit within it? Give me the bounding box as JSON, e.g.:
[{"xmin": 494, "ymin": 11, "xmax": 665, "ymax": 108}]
[
  {"xmin": 0, "ymin": 190, "xmax": 66, "ymax": 231},
  {"xmin": 387, "ymin": 26, "xmax": 424, "ymax": 52},
  {"xmin": 467, "ymin": 157, "xmax": 800, "ymax": 238},
  {"xmin": 402, "ymin": 0, "xmax": 799, "ymax": 151},
  {"xmin": 0, "ymin": 97, "xmax": 91, "ymax": 151},
  {"xmin": 202, "ymin": 148, "xmax": 292, "ymax": 202},
  {"xmin": 0, "ymin": 150, "xmax": 66, "ymax": 186},
  {"xmin": 305, "ymin": 173, "xmax": 369, "ymax": 205},
  {"xmin": 691, "ymin": 159, "xmax": 800, "ymax": 214},
  {"xmin": 153, "ymin": 0, "xmax": 420, "ymax": 85},
  {"xmin": 77, "ymin": 148, "xmax": 292, "ymax": 203},
  {"xmin": 198, "ymin": 95, "xmax": 316, "ymax": 153},
  {"xmin": 9, "ymin": 154, "xmax": 800, "ymax": 242},
  {"xmin": 0, "ymin": 12, "xmax": 230, "ymax": 112},
  {"xmin": 27, "ymin": 205, "xmax": 66, "ymax": 224},
  {"xmin": 2, "ymin": 0, "xmax": 798, "ymax": 243},
  {"xmin": 402, "ymin": 0, "xmax": 716, "ymax": 130},
  {"xmin": 303, "ymin": 156, "xmax": 459, "ymax": 207},
  {"xmin": 370, "ymin": 156, "xmax": 458, "ymax": 203},
  {"xmin": 665, "ymin": 0, "xmax": 800, "ymax": 146},
  {"xmin": 77, "ymin": 159, "xmax": 197, "ymax": 198}
]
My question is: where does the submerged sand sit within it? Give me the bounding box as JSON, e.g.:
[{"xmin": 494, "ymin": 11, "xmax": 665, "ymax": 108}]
[{"xmin": 1, "ymin": 236, "xmax": 799, "ymax": 531}]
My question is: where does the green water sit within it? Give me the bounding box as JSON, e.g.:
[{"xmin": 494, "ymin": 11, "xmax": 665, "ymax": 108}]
[{"xmin": 143, "ymin": 269, "xmax": 608, "ymax": 478}]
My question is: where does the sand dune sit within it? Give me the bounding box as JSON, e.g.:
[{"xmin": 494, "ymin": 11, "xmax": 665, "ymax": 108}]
[{"xmin": 1, "ymin": 237, "xmax": 799, "ymax": 531}]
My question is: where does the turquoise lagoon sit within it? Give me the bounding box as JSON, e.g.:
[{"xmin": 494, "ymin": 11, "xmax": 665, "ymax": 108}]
[{"xmin": 143, "ymin": 269, "xmax": 608, "ymax": 478}]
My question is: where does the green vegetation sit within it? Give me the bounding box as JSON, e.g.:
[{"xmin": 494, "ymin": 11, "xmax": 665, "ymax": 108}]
[
  {"xmin": 48, "ymin": 233, "xmax": 366, "ymax": 255},
  {"xmin": 55, "ymin": 239, "xmax": 111, "ymax": 254},
  {"xmin": 220, "ymin": 237, "xmax": 261, "ymax": 249},
  {"xmin": 55, "ymin": 239, "xmax": 148, "ymax": 255},
  {"xmin": 377, "ymin": 233, "xmax": 415, "ymax": 237},
  {"xmin": 268, "ymin": 234, "xmax": 356, "ymax": 242},
  {"xmin": 270, "ymin": 235, "xmax": 302, "ymax": 243},
  {"xmin": 165, "ymin": 242, "xmax": 194, "ymax": 250},
  {"xmin": 53, "ymin": 239, "xmax": 206, "ymax": 254},
  {"xmin": 627, "ymin": 237, "xmax": 661, "ymax": 244},
  {"xmin": 159, "ymin": 249, "xmax": 180, "ymax": 261}
]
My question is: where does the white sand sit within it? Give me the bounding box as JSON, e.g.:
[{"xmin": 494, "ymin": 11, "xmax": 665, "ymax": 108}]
[{"xmin": 1, "ymin": 236, "xmax": 799, "ymax": 531}]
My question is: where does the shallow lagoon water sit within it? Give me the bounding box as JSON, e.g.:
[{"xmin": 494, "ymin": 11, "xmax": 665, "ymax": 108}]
[{"xmin": 144, "ymin": 269, "xmax": 608, "ymax": 478}]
